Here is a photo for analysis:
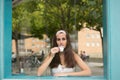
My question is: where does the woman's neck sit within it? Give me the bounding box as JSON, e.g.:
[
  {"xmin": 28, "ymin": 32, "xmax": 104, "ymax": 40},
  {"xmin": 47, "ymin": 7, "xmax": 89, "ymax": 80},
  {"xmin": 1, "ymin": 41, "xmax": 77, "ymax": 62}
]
[
  {"xmin": 59, "ymin": 52, "xmax": 65, "ymax": 66},
  {"xmin": 59, "ymin": 52, "xmax": 64, "ymax": 55}
]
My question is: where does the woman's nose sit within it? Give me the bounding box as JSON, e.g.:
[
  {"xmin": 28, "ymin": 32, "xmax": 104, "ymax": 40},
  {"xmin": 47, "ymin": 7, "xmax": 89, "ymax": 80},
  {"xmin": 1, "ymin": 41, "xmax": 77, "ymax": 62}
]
[
  {"xmin": 59, "ymin": 40, "xmax": 63, "ymax": 43},
  {"xmin": 59, "ymin": 40, "xmax": 62, "ymax": 43}
]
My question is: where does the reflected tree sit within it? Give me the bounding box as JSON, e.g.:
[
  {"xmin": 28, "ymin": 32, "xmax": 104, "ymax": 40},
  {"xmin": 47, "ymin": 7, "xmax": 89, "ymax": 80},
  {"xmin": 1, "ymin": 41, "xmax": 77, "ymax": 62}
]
[{"xmin": 12, "ymin": 0, "xmax": 103, "ymax": 73}]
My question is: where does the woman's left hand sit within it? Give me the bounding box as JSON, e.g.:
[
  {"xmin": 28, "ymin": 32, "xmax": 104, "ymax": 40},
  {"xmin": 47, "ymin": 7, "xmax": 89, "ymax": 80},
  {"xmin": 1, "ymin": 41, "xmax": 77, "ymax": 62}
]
[{"xmin": 53, "ymin": 73, "xmax": 67, "ymax": 76}]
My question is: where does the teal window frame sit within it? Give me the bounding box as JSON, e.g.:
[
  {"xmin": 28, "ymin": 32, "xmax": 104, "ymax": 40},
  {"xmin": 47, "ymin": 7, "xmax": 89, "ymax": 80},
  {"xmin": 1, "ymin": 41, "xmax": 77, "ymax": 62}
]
[{"xmin": 1, "ymin": 0, "xmax": 120, "ymax": 80}]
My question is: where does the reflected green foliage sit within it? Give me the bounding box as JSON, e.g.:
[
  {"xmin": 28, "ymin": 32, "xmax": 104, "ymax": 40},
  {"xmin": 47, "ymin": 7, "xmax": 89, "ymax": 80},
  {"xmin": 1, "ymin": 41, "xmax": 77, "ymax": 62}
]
[
  {"xmin": 75, "ymin": 0, "xmax": 103, "ymax": 30},
  {"xmin": 12, "ymin": 0, "xmax": 102, "ymax": 39},
  {"xmin": 12, "ymin": 0, "xmax": 102, "ymax": 73}
]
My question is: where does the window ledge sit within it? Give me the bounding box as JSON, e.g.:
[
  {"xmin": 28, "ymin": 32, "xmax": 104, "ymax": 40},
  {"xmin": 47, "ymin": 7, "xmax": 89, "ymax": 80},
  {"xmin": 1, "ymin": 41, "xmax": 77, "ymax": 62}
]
[{"xmin": 6, "ymin": 75, "xmax": 105, "ymax": 80}]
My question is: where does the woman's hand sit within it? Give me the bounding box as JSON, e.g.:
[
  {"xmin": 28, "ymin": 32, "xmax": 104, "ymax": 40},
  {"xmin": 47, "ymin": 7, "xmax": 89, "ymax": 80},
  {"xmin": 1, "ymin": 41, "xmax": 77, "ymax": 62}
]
[
  {"xmin": 53, "ymin": 73, "xmax": 67, "ymax": 76},
  {"xmin": 50, "ymin": 47, "xmax": 59, "ymax": 57}
]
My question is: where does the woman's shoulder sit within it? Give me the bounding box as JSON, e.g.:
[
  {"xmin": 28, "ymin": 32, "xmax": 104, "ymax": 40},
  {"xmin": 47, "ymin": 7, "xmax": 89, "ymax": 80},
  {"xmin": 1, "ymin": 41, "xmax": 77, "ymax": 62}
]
[
  {"xmin": 72, "ymin": 51, "xmax": 79, "ymax": 57},
  {"xmin": 72, "ymin": 51, "xmax": 84, "ymax": 64},
  {"xmin": 72, "ymin": 51, "xmax": 78, "ymax": 55}
]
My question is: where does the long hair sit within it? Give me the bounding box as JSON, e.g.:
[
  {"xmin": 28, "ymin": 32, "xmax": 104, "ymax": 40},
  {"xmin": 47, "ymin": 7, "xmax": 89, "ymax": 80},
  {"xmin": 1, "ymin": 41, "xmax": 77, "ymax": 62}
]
[{"xmin": 49, "ymin": 30, "xmax": 76, "ymax": 68}]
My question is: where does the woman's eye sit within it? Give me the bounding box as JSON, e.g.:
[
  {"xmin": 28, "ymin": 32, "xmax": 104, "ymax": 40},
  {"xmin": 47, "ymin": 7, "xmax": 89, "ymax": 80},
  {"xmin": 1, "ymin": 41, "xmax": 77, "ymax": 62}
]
[
  {"xmin": 62, "ymin": 38, "xmax": 66, "ymax": 40},
  {"xmin": 57, "ymin": 38, "xmax": 60, "ymax": 41},
  {"xmin": 57, "ymin": 38, "xmax": 66, "ymax": 41}
]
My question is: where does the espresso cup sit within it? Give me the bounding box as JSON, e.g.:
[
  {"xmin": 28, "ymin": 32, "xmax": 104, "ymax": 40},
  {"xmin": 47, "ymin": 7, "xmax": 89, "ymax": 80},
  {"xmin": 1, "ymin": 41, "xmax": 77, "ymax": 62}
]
[{"xmin": 59, "ymin": 46, "xmax": 64, "ymax": 52}]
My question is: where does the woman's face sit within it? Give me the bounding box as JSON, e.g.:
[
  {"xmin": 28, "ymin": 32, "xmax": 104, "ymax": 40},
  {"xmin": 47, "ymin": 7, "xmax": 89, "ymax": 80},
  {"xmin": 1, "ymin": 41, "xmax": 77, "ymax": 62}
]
[{"xmin": 56, "ymin": 33, "xmax": 67, "ymax": 48}]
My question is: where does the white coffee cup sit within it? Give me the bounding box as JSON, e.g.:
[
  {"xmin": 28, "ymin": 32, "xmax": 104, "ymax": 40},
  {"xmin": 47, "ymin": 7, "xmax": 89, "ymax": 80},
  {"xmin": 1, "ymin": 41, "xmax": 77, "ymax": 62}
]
[{"xmin": 59, "ymin": 46, "xmax": 64, "ymax": 52}]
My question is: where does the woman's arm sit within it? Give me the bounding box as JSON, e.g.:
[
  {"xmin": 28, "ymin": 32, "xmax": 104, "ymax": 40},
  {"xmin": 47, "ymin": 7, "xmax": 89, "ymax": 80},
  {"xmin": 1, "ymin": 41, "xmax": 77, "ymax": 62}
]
[
  {"xmin": 54, "ymin": 52, "xmax": 91, "ymax": 76},
  {"xmin": 37, "ymin": 54, "xmax": 54, "ymax": 76},
  {"xmin": 37, "ymin": 47, "xmax": 59, "ymax": 76}
]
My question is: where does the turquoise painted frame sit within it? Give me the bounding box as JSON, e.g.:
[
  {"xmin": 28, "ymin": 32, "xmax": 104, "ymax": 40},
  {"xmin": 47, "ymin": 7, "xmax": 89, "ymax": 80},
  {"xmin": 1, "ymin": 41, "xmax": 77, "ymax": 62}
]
[{"xmin": 1, "ymin": 0, "xmax": 120, "ymax": 80}]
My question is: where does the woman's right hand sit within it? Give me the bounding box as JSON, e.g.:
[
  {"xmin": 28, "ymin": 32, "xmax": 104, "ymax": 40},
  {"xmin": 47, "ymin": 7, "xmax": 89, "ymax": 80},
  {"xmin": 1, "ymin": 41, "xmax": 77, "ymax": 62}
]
[
  {"xmin": 38, "ymin": 47, "xmax": 59, "ymax": 76},
  {"xmin": 50, "ymin": 47, "xmax": 59, "ymax": 56}
]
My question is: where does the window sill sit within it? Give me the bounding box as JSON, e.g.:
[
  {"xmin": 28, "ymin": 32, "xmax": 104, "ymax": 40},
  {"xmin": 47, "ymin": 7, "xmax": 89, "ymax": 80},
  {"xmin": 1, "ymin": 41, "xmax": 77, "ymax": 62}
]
[{"xmin": 6, "ymin": 75, "xmax": 105, "ymax": 80}]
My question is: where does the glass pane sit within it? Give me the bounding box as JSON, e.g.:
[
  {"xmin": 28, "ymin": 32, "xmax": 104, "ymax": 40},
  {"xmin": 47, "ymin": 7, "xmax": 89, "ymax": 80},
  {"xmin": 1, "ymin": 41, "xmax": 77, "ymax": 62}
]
[{"xmin": 12, "ymin": 0, "xmax": 103, "ymax": 76}]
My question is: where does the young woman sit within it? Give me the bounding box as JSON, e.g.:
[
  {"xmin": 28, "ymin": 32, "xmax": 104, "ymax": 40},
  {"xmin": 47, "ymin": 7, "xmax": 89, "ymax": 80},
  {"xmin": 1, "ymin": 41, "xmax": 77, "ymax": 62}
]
[{"xmin": 37, "ymin": 30, "xmax": 91, "ymax": 76}]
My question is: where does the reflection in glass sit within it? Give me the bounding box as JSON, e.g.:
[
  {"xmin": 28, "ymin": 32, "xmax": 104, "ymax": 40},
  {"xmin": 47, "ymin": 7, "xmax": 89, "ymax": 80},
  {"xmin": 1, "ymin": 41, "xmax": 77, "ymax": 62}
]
[{"xmin": 12, "ymin": 0, "xmax": 103, "ymax": 76}]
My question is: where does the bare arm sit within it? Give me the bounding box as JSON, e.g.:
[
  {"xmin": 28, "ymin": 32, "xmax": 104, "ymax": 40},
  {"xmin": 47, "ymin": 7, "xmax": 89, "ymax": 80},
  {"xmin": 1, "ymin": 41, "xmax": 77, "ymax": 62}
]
[
  {"xmin": 37, "ymin": 47, "xmax": 59, "ymax": 76},
  {"xmin": 67, "ymin": 53, "xmax": 91, "ymax": 76},
  {"xmin": 54, "ymin": 52, "xmax": 91, "ymax": 76},
  {"xmin": 37, "ymin": 54, "xmax": 54, "ymax": 76}
]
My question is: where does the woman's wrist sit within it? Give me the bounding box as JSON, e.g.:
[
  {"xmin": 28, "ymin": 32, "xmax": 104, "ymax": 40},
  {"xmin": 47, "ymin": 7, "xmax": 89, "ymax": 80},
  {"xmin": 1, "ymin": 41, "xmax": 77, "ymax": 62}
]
[{"xmin": 50, "ymin": 53, "xmax": 55, "ymax": 58}]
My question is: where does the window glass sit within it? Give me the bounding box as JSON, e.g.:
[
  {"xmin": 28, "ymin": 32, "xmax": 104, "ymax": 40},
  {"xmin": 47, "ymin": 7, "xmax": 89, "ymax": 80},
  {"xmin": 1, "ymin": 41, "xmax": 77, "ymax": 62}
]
[{"xmin": 12, "ymin": 0, "xmax": 103, "ymax": 76}]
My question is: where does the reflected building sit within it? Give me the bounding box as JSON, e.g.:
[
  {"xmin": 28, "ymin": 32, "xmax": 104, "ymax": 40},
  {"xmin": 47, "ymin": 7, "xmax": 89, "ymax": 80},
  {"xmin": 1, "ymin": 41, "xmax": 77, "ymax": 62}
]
[
  {"xmin": 12, "ymin": 29, "xmax": 102, "ymax": 58},
  {"xmin": 12, "ymin": 34, "xmax": 48, "ymax": 56},
  {"xmin": 78, "ymin": 28, "xmax": 102, "ymax": 58}
]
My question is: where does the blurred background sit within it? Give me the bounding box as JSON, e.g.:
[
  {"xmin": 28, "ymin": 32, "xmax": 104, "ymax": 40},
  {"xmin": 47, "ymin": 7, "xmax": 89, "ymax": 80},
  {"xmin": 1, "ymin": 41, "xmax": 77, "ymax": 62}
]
[{"xmin": 12, "ymin": 0, "xmax": 103, "ymax": 76}]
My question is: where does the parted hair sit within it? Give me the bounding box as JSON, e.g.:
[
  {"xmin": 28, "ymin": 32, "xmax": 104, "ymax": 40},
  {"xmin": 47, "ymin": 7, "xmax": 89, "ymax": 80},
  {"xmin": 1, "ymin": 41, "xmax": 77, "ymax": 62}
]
[{"xmin": 49, "ymin": 30, "xmax": 76, "ymax": 68}]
